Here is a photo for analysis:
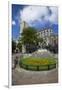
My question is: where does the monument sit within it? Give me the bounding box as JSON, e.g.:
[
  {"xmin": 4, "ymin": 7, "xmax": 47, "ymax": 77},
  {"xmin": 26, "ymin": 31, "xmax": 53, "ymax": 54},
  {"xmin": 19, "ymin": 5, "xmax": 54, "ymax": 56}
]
[{"xmin": 20, "ymin": 20, "xmax": 28, "ymax": 53}]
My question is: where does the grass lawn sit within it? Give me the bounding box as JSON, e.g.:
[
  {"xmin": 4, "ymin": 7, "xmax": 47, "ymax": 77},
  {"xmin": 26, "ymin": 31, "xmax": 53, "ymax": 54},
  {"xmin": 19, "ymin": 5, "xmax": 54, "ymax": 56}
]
[{"xmin": 19, "ymin": 57, "xmax": 56, "ymax": 71}]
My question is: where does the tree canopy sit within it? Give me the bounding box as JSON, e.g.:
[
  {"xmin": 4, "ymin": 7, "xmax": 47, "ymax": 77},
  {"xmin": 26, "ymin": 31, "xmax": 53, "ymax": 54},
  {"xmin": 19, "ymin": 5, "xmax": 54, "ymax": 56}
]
[{"xmin": 21, "ymin": 27, "xmax": 38, "ymax": 45}]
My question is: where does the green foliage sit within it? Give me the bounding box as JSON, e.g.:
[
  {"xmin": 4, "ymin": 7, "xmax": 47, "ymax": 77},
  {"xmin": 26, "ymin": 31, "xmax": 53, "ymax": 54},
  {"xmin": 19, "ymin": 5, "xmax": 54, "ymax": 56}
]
[
  {"xmin": 19, "ymin": 27, "xmax": 44, "ymax": 53},
  {"xmin": 17, "ymin": 42, "xmax": 22, "ymax": 52},
  {"xmin": 21, "ymin": 27, "xmax": 38, "ymax": 45},
  {"xmin": 21, "ymin": 57, "xmax": 56, "ymax": 66},
  {"xmin": 19, "ymin": 57, "xmax": 56, "ymax": 71}
]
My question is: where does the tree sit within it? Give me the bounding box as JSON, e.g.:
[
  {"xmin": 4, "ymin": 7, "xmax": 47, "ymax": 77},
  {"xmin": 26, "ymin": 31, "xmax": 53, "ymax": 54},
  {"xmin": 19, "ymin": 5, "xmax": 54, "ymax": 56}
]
[
  {"xmin": 21, "ymin": 27, "xmax": 38, "ymax": 45},
  {"xmin": 17, "ymin": 42, "xmax": 22, "ymax": 52},
  {"xmin": 12, "ymin": 40, "xmax": 16, "ymax": 53},
  {"xmin": 20, "ymin": 27, "xmax": 39, "ymax": 53}
]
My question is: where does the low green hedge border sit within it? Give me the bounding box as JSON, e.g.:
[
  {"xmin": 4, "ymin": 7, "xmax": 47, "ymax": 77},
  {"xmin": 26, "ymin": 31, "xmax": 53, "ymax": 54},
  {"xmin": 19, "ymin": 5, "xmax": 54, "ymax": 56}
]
[{"xmin": 19, "ymin": 57, "xmax": 56, "ymax": 71}]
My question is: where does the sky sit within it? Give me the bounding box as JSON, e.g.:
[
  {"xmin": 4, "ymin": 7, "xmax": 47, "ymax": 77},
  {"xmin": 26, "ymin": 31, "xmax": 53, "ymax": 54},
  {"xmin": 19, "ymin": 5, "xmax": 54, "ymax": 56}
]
[{"xmin": 12, "ymin": 4, "xmax": 58, "ymax": 40}]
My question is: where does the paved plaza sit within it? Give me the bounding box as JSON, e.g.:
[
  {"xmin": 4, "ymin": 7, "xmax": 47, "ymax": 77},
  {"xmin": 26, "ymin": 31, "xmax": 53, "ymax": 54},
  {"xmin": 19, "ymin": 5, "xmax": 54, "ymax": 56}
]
[
  {"xmin": 12, "ymin": 66, "xmax": 58, "ymax": 85},
  {"xmin": 12, "ymin": 50, "xmax": 58, "ymax": 85}
]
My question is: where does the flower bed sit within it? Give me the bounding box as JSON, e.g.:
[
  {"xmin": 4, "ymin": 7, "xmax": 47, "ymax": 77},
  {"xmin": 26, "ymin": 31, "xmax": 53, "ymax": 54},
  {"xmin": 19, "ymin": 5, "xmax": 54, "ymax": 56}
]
[{"xmin": 19, "ymin": 57, "xmax": 56, "ymax": 71}]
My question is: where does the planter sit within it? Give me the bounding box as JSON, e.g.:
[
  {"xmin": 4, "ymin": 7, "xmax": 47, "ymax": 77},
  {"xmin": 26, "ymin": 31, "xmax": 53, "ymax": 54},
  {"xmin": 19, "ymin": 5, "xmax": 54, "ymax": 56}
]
[{"xmin": 19, "ymin": 57, "xmax": 56, "ymax": 71}]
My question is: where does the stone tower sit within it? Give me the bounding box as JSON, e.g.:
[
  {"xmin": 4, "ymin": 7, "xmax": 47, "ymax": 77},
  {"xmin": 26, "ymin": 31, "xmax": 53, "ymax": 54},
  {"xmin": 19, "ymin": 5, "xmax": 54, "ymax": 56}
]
[
  {"xmin": 20, "ymin": 21, "xmax": 28, "ymax": 53},
  {"xmin": 20, "ymin": 21, "xmax": 28, "ymax": 34}
]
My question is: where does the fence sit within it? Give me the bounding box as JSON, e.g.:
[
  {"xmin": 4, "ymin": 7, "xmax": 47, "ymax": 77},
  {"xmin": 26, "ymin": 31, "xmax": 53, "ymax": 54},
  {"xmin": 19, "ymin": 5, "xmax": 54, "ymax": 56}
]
[{"xmin": 20, "ymin": 62, "xmax": 56, "ymax": 71}]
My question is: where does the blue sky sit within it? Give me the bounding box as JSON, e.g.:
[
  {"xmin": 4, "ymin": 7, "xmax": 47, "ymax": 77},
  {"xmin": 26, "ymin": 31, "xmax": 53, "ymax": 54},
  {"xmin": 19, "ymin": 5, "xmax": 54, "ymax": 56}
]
[
  {"xmin": 12, "ymin": 4, "xmax": 58, "ymax": 40},
  {"xmin": 12, "ymin": 5, "xmax": 23, "ymax": 40}
]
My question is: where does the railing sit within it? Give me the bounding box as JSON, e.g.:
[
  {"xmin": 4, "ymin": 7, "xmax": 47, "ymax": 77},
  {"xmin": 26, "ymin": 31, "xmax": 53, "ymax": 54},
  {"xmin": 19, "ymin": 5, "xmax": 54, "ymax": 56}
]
[{"xmin": 20, "ymin": 63, "xmax": 56, "ymax": 71}]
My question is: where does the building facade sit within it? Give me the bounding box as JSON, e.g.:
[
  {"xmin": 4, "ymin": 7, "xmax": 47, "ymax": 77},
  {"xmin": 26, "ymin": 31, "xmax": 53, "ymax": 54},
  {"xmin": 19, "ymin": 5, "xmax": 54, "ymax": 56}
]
[{"xmin": 37, "ymin": 28, "xmax": 58, "ymax": 47}]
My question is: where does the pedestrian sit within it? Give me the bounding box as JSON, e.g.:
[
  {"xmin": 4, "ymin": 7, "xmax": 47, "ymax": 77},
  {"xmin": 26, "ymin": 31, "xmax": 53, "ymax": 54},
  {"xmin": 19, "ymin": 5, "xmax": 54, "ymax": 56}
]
[{"xmin": 14, "ymin": 56, "xmax": 18, "ymax": 69}]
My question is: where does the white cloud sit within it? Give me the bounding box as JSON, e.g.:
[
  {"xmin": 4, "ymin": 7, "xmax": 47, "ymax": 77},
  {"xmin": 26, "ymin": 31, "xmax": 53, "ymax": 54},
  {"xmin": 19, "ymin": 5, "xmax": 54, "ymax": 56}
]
[
  {"xmin": 49, "ymin": 7, "xmax": 58, "ymax": 24},
  {"xmin": 12, "ymin": 20, "xmax": 16, "ymax": 25},
  {"xmin": 20, "ymin": 6, "xmax": 58, "ymax": 26}
]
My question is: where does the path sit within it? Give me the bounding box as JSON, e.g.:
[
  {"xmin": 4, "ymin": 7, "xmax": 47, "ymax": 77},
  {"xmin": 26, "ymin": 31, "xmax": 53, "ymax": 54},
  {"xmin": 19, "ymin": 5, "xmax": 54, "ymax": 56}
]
[{"xmin": 12, "ymin": 66, "xmax": 58, "ymax": 85}]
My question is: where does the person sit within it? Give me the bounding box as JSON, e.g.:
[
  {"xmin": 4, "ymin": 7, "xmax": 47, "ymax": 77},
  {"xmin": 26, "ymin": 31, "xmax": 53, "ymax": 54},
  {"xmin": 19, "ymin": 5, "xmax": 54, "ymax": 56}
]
[{"xmin": 14, "ymin": 56, "xmax": 18, "ymax": 69}]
